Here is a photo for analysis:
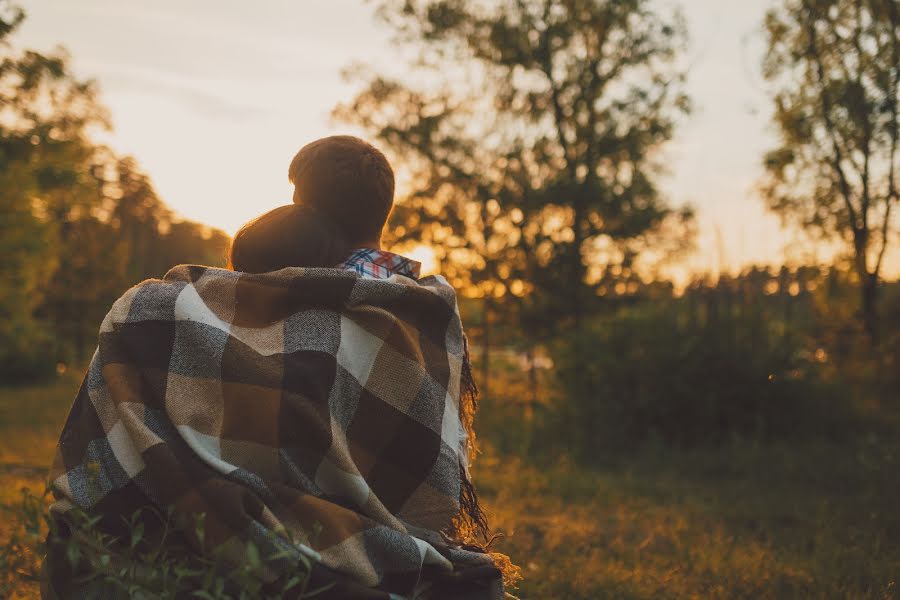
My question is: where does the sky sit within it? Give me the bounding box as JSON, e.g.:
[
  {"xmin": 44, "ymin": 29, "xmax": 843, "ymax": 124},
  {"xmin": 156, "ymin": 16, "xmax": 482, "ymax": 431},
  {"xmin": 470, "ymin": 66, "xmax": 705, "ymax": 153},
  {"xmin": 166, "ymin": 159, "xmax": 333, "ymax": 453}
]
[{"xmin": 14, "ymin": 0, "xmax": 898, "ymax": 279}]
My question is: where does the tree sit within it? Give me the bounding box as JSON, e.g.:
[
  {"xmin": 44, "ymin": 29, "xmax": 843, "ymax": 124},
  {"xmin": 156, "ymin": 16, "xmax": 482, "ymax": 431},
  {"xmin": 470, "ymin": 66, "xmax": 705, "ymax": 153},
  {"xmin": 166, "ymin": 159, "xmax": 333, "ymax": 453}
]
[
  {"xmin": 2, "ymin": 2, "xmax": 231, "ymax": 374},
  {"xmin": 337, "ymin": 0, "xmax": 693, "ymax": 393},
  {"xmin": 0, "ymin": 1, "xmax": 109, "ymax": 377},
  {"xmin": 37, "ymin": 215, "xmax": 129, "ymax": 363},
  {"xmin": 762, "ymin": 0, "xmax": 899, "ymax": 341}
]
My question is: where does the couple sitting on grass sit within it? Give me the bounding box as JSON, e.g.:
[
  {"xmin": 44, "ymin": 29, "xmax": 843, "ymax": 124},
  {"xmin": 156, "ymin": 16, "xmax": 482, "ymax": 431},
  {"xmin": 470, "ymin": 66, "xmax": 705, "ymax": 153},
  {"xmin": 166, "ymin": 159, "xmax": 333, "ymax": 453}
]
[{"xmin": 44, "ymin": 136, "xmax": 516, "ymax": 599}]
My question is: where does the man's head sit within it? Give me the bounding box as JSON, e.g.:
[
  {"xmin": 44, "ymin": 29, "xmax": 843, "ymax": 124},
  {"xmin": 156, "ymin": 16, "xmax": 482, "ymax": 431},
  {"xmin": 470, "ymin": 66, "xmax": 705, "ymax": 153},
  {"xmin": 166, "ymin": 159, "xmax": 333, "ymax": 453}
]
[{"xmin": 288, "ymin": 135, "xmax": 394, "ymax": 248}]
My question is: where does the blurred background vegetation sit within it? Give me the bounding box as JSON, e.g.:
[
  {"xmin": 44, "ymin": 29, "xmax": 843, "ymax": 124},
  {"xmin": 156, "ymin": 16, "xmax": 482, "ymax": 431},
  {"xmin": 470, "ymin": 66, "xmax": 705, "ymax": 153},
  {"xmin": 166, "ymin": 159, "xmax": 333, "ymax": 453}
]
[
  {"xmin": 335, "ymin": 0, "xmax": 899, "ymax": 453},
  {"xmin": 0, "ymin": 2, "xmax": 230, "ymax": 382},
  {"xmin": 1, "ymin": 0, "xmax": 898, "ymax": 597}
]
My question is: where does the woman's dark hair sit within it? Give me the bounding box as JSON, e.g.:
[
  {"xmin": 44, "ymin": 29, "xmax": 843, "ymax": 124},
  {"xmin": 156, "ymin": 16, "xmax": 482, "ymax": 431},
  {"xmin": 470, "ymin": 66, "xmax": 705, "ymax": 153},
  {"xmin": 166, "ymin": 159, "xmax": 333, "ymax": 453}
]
[{"xmin": 228, "ymin": 205, "xmax": 352, "ymax": 273}]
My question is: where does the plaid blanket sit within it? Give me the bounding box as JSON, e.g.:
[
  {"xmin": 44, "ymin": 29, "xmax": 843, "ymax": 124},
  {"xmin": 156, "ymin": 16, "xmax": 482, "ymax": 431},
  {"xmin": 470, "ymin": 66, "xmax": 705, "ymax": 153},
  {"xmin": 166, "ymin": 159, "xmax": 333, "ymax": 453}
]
[{"xmin": 48, "ymin": 265, "xmax": 502, "ymax": 598}]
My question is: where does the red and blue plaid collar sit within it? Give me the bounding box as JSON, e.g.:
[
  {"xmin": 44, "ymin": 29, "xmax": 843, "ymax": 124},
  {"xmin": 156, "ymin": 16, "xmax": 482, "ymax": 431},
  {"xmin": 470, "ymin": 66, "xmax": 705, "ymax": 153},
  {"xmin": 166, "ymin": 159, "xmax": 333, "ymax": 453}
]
[{"xmin": 339, "ymin": 248, "xmax": 421, "ymax": 280}]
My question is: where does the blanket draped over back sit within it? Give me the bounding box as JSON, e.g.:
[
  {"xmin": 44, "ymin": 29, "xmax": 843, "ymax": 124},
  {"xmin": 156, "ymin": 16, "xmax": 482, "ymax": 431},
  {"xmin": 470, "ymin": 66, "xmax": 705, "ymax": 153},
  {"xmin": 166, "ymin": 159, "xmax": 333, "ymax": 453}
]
[{"xmin": 48, "ymin": 265, "xmax": 501, "ymax": 598}]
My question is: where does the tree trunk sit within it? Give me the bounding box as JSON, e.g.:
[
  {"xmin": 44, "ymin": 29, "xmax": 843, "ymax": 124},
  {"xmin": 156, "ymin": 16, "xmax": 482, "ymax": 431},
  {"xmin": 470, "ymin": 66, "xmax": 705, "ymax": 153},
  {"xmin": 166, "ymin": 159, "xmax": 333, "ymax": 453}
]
[
  {"xmin": 861, "ymin": 273, "xmax": 879, "ymax": 343},
  {"xmin": 481, "ymin": 296, "xmax": 491, "ymax": 399},
  {"xmin": 571, "ymin": 197, "xmax": 587, "ymax": 402},
  {"xmin": 784, "ymin": 287, "xmax": 793, "ymax": 345},
  {"xmin": 572, "ymin": 217, "xmax": 584, "ymax": 333},
  {"xmin": 852, "ymin": 227, "xmax": 880, "ymax": 343},
  {"xmin": 526, "ymin": 343, "xmax": 538, "ymax": 419}
]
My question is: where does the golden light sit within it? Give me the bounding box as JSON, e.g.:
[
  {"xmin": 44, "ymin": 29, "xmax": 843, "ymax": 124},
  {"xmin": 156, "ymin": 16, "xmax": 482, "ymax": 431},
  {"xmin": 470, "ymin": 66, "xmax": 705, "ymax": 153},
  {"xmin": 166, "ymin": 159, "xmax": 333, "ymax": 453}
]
[{"xmin": 402, "ymin": 244, "xmax": 439, "ymax": 276}]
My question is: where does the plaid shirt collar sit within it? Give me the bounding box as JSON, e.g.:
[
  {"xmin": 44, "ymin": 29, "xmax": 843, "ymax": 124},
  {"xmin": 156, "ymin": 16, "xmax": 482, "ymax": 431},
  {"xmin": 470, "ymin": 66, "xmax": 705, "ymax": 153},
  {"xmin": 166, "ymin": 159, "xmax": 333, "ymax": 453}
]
[{"xmin": 339, "ymin": 248, "xmax": 421, "ymax": 280}]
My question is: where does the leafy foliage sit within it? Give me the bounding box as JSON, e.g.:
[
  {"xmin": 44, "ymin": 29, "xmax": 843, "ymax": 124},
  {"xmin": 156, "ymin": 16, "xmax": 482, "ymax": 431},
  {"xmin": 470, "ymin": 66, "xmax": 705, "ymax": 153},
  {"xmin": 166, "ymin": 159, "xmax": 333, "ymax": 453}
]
[
  {"xmin": 476, "ymin": 266, "xmax": 888, "ymax": 457},
  {"xmin": 337, "ymin": 0, "xmax": 694, "ymax": 320},
  {"xmin": 0, "ymin": 3, "xmax": 230, "ymax": 380},
  {"xmin": 1, "ymin": 487, "xmax": 322, "ymax": 599},
  {"xmin": 336, "ymin": 0, "xmax": 697, "ymax": 407},
  {"xmin": 554, "ymin": 305, "xmax": 845, "ymax": 453},
  {"xmin": 762, "ymin": 0, "xmax": 899, "ymax": 339}
]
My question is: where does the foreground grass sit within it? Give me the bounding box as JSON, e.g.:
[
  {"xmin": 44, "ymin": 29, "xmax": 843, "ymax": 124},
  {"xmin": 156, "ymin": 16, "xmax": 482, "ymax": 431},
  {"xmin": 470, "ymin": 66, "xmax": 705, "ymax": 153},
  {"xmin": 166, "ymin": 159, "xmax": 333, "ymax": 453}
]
[
  {"xmin": 0, "ymin": 371, "xmax": 80, "ymax": 598},
  {"xmin": 0, "ymin": 372, "xmax": 78, "ymax": 504},
  {"xmin": 478, "ymin": 435, "xmax": 899, "ymax": 599},
  {"xmin": 2, "ymin": 374, "xmax": 898, "ymax": 599}
]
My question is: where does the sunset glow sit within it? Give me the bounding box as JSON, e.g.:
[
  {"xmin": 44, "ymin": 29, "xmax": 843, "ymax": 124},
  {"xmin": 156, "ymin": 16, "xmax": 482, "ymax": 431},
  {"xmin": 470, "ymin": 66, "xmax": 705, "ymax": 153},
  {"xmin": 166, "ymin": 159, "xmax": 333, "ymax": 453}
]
[
  {"xmin": 403, "ymin": 244, "xmax": 439, "ymax": 277},
  {"xmin": 12, "ymin": 0, "xmax": 899, "ymax": 279}
]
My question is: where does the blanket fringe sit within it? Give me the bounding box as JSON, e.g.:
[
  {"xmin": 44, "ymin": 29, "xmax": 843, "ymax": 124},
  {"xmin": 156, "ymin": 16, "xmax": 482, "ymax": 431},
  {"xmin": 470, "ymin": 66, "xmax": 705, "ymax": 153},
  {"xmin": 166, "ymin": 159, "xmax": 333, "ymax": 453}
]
[
  {"xmin": 459, "ymin": 333, "xmax": 480, "ymax": 465},
  {"xmin": 445, "ymin": 335, "xmax": 521, "ymax": 589},
  {"xmin": 456, "ymin": 334, "xmax": 487, "ymax": 541}
]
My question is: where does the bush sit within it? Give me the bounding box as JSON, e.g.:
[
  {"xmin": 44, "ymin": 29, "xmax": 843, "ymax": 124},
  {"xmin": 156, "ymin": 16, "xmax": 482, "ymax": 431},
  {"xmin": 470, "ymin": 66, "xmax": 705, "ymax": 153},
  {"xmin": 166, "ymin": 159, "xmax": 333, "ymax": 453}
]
[
  {"xmin": 0, "ymin": 320, "xmax": 56, "ymax": 384},
  {"xmin": 553, "ymin": 304, "xmax": 857, "ymax": 458},
  {"xmin": 1, "ymin": 487, "xmax": 322, "ymax": 599}
]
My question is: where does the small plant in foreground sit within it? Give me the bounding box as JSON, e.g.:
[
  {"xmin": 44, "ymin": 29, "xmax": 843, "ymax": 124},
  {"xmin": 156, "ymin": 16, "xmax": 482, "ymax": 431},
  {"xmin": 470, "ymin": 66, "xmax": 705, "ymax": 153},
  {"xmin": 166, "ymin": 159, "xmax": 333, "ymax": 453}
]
[{"xmin": 1, "ymin": 486, "xmax": 330, "ymax": 599}]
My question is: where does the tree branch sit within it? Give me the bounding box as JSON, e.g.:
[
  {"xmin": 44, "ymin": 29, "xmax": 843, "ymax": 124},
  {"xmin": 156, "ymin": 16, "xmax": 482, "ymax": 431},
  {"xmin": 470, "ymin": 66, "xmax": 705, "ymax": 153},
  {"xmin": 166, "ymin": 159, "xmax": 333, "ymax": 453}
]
[
  {"xmin": 874, "ymin": 0, "xmax": 899, "ymax": 278},
  {"xmin": 853, "ymin": 0, "xmax": 872, "ymax": 238},
  {"xmin": 534, "ymin": 2, "xmax": 574, "ymax": 177},
  {"xmin": 801, "ymin": 0, "xmax": 864, "ymax": 246}
]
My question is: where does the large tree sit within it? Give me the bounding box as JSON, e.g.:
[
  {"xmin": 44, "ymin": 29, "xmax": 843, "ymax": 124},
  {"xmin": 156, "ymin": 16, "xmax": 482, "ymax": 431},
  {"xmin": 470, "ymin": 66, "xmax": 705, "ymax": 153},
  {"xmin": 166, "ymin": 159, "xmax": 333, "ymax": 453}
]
[
  {"xmin": 762, "ymin": 0, "xmax": 899, "ymax": 341},
  {"xmin": 1, "ymin": 2, "xmax": 231, "ymax": 375},
  {"xmin": 0, "ymin": 1, "xmax": 109, "ymax": 377},
  {"xmin": 337, "ymin": 0, "xmax": 693, "ymax": 387}
]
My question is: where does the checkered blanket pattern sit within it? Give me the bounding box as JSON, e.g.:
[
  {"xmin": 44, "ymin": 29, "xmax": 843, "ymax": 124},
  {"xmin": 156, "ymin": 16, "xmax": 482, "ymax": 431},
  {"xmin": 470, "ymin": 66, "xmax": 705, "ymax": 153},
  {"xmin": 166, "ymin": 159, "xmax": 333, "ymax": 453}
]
[{"xmin": 48, "ymin": 264, "xmax": 499, "ymax": 597}]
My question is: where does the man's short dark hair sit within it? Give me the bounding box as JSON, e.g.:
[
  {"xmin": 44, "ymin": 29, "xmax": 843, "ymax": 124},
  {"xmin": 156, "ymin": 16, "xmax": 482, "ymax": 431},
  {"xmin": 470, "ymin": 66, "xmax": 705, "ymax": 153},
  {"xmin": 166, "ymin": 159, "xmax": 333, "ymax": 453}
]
[{"xmin": 288, "ymin": 135, "xmax": 394, "ymax": 245}]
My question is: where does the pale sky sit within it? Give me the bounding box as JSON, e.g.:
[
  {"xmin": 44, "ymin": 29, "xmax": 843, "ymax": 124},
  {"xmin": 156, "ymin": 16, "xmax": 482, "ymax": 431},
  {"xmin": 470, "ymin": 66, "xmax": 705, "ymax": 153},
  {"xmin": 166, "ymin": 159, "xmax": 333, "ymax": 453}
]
[{"xmin": 14, "ymin": 0, "xmax": 898, "ymax": 279}]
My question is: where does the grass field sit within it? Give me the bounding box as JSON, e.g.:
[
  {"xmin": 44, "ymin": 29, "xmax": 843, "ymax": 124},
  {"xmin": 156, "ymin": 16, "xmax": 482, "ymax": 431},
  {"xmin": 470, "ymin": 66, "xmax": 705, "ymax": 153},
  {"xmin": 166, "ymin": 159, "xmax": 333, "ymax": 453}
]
[{"xmin": 1, "ymin": 372, "xmax": 898, "ymax": 599}]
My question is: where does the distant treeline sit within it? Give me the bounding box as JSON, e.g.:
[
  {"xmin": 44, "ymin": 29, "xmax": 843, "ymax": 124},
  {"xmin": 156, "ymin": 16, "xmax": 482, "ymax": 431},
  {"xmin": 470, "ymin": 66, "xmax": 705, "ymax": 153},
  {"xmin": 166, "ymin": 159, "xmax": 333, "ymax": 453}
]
[
  {"xmin": 471, "ymin": 264, "xmax": 900, "ymax": 458},
  {"xmin": 1, "ymin": 6, "xmax": 229, "ymax": 381}
]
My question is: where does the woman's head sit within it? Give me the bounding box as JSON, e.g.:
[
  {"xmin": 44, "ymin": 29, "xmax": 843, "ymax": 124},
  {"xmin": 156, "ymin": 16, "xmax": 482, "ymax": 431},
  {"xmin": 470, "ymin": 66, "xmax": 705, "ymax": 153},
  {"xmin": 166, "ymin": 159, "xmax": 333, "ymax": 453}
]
[{"xmin": 228, "ymin": 205, "xmax": 352, "ymax": 273}]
